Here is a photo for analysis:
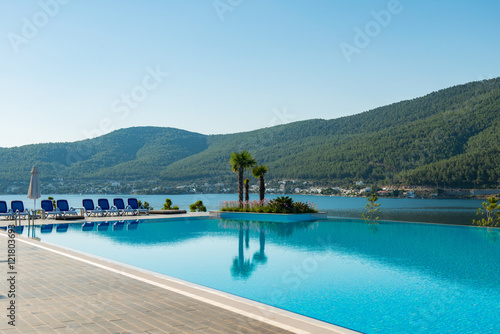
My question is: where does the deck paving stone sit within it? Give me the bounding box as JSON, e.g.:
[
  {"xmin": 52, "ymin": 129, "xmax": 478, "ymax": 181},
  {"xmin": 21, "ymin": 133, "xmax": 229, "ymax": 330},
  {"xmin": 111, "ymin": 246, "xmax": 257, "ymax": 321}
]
[
  {"xmin": 35, "ymin": 313, "xmax": 63, "ymax": 327},
  {"xmin": 34, "ymin": 324, "xmax": 59, "ymax": 333},
  {"xmin": 145, "ymin": 329, "xmax": 176, "ymax": 334}
]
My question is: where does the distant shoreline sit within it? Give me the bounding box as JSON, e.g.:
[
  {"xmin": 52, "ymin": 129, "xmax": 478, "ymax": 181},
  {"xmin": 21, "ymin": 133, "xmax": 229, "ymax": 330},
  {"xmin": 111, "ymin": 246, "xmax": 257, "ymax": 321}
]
[{"xmin": 0, "ymin": 191, "xmax": 498, "ymax": 200}]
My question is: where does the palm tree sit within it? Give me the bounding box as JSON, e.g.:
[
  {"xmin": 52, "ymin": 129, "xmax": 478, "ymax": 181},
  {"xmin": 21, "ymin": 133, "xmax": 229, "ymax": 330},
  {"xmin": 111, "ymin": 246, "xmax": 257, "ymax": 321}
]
[
  {"xmin": 229, "ymin": 151, "xmax": 257, "ymax": 204},
  {"xmin": 244, "ymin": 178, "xmax": 250, "ymax": 202},
  {"xmin": 252, "ymin": 164, "xmax": 268, "ymax": 201}
]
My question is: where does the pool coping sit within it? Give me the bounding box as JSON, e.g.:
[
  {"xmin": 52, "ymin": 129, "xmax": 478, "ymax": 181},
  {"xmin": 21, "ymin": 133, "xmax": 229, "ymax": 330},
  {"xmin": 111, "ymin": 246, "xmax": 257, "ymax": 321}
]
[
  {"xmin": 0, "ymin": 225, "xmax": 361, "ymax": 334},
  {"xmin": 0, "ymin": 212, "xmax": 210, "ymax": 228},
  {"xmin": 209, "ymin": 211, "xmax": 328, "ymax": 222}
]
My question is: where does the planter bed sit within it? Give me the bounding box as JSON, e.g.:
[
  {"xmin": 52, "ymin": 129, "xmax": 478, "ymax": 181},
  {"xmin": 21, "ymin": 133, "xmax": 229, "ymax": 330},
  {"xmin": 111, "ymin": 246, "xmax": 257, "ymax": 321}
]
[{"xmin": 209, "ymin": 211, "xmax": 327, "ymax": 223}]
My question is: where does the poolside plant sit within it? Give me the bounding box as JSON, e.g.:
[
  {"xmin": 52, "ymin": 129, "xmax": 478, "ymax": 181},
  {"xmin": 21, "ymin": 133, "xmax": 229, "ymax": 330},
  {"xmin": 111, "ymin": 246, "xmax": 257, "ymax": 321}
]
[
  {"xmin": 268, "ymin": 196, "xmax": 294, "ymax": 213},
  {"xmin": 138, "ymin": 200, "xmax": 153, "ymax": 210},
  {"xmin": 473, "ymin": 196, "xmax": 500, "ymax": 227},
  {"xmin": 252, "ymin": 164, "xmax": 268, "ymax": 201},
  {"xmin": 362, "ymin": 194, "xmax": 381, "ymax": 224},
  {"xmin": 229, "ymin": 151, "xmax": 257, "ymax": 206},
  {"xmin": 219, "ymin": 197, "xmax": 317, "ymax": 214},
  {"xmin": 162, "ymin": 198, "xmax": 179, "ymax": 210},
  {"xmin": 190, "ymin": 200, "xmax": 207, "ymax": 212}
]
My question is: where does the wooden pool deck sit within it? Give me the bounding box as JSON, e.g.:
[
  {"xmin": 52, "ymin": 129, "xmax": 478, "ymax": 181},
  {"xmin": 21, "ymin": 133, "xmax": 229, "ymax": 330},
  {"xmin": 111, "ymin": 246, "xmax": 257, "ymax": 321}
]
[{"xmin": 0, "ymin": 215, "xmax": 359, "ymax": 334}]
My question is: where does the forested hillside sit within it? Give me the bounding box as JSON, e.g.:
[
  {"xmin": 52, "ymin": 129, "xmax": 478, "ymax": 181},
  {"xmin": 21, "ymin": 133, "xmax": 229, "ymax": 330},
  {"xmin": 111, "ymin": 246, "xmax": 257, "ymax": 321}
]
[
  {"xmin": 1, "ymin": 77, "xmax": 499, "ymax": 193},
  {"xmin": 162, "ymin": 77, "xmax": 500, "ymax": 188}
]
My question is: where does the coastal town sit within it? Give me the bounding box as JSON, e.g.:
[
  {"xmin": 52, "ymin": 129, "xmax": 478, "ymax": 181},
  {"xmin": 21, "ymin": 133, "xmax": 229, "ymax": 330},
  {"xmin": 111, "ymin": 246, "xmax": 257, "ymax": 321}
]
[{"xmin": 2, "ymin": 178, "xmax": 498, "ymax": 199}]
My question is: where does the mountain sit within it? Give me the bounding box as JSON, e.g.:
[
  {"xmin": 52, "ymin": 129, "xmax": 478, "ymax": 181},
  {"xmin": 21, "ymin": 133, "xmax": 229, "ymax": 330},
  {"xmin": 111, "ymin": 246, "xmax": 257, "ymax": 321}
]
[{"xmin": 1, "ymin": 77, "xmax": 499, "ymax": 193}]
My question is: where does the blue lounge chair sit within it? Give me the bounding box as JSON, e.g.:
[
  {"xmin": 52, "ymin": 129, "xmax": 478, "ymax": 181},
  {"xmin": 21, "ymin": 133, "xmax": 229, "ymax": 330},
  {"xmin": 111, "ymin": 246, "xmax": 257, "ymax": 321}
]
[
  {"xmin": 0, "ymin": 201, "xmax": 13, "ymax": 219},
  {"xmin": 113, "ymin": 198, "xmax": 136, "ymax": 216},
  {"xmin": 41, "ymin": 200, "xmax": 59, "ymax": 219},
  {"xmin": 127, "ymin": 198, "xmax": 149, "ymax": 215},
  {"xmin": 98, "ymin": 199, "xmax": 120, "ymax": 216},
  {"xmin": 82, "ymin": 199, "xmax": 103, "ymax": 217},
  {"xmin": 11, "ymin": 201, "xmax": 30, "ymax": 219},
  {"xmin": 56, "ymin": 200, "xmax": 78, "ymax": 217}
]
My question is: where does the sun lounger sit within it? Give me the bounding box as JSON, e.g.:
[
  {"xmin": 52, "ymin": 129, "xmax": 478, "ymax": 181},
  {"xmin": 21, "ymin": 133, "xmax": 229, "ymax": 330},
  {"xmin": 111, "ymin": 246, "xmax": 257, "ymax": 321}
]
[
  {"xmin": 11, "ymin": 200, "xmax": 30, "ymax": 219},
  {"xmin": 98, "ymin": 199, "xmax": 120, "ymax": 216},
  {"xmin": 56, "ymin": 200, "xmax": 78, "ymax": 217},
  {"xmin": 113, "ymin": 198, "xmax": 136, "ymax": 216},
  {"xmin": 0, "ymin": 201, "xmax": 14, "ymax": 219},
  {"xmin": 127, "ymin": 198, "xmax": 149, "ymax": 215},
  {"xmin": 82, "ymin": 199, "xmax": 104, "ymax": 217},
  {"xmin": 41, "ymin": 200, "xmax": 59, "ymax": 219}
]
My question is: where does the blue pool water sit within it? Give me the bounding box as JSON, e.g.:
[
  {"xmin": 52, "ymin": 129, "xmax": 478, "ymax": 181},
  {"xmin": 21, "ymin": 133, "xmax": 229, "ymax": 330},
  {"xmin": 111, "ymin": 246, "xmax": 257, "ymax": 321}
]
[{"xmin": 21, "ymin": 218, "xmax": 500, "ymax": 334}]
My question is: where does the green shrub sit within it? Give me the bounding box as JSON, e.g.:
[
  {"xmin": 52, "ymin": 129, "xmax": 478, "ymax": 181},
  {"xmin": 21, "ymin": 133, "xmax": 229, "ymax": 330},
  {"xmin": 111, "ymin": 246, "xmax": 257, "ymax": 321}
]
[
  {"xmin": 162, "ymin": 198, "xmax": 180, "ymax": 210},
  {"xmin": 190, "ymin": 200, "xmax": 207, "ymax": 212},
  {"xmin": 362, "ymin": 194, "xmax": 381, "ymax": 224},
  {"xmin": 473, "ymin": 196, "xmax": 500, "ymax": 227},
  {"xmin": 138, "ymin": 200, "xmax": 153, "ymax": 210},
  {"xmin": 219, "ymin": 198, "xmax": 317, "ymax": 214}
]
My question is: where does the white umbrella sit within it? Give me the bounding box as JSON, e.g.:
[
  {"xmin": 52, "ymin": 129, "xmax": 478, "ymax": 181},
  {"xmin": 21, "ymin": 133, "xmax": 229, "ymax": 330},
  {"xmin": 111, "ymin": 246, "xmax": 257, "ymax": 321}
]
[{"xmin": 27, "ymin": 166, "xmax": 41, "ymax": 219}]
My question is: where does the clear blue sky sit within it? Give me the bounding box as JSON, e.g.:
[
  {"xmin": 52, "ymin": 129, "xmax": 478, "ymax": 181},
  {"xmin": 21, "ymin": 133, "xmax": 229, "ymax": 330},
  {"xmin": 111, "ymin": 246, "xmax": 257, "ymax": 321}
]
[{"xmin": 1, "ymin": 0, "xmax": 499, "ymax": 147}]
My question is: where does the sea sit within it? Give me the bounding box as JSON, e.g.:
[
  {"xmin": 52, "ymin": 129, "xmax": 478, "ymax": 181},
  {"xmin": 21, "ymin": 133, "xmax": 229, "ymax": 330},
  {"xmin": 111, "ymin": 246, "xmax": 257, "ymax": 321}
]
[{"xmin": 0, "ymin": 193, "xmax": 489, "ymax": 226}]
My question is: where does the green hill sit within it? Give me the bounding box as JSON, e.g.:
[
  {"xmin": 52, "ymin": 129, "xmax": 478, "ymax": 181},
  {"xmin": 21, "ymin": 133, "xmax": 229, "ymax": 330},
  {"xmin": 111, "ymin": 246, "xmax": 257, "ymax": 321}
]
[{"xmin": 1, "ymin": 77, "xmax": 499, "ymax": 193}]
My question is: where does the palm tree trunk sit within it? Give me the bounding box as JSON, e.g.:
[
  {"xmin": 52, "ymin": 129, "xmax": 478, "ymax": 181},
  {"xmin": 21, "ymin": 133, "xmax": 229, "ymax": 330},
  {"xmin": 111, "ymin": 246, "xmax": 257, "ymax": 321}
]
[
  {"xmin": 259, "ymin": 175, "xmax": 265, "ymax": 201},
  {"xmin": 238, "ymin": 167, "xmax": 244, "ymax": 204},
  {"xmin": 245, "ymin": 182, "xmax": 249, "ymax": 202}
]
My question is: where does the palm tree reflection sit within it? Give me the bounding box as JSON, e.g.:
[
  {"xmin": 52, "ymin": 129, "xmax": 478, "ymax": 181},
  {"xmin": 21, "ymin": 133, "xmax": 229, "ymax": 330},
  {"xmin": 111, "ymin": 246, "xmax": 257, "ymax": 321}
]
[
  {"xmin": 252, "ymin": 228, "xmax": 268, "ymax": 265},
  {"xmin": 221, "ymin": 219, "xmax": 314, "ymax": 280},
  {"xmin": 231, "ymin": 223, "xmax": 255, "ymax": 279}
]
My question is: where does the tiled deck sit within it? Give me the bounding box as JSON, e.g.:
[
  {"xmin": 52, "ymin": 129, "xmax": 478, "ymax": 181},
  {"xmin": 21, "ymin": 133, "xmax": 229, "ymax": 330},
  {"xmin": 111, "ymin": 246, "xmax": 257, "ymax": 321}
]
[{"xmin": 0, "ymin": 216, "xmax": 359, "ymax": 334}]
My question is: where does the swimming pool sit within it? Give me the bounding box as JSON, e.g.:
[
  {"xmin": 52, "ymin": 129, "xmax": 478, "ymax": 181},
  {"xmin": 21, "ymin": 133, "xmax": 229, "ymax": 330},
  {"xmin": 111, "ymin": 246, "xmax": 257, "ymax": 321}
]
[{"xmin": 21, "ymin": 218, "xmax": 500, "ymax": 334}]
